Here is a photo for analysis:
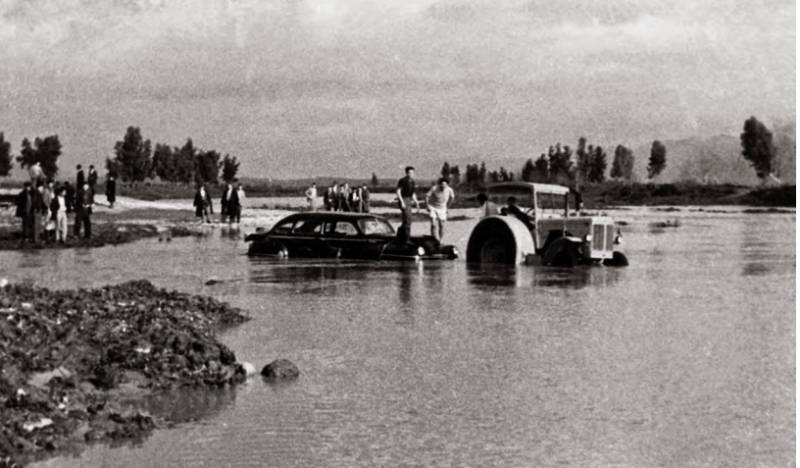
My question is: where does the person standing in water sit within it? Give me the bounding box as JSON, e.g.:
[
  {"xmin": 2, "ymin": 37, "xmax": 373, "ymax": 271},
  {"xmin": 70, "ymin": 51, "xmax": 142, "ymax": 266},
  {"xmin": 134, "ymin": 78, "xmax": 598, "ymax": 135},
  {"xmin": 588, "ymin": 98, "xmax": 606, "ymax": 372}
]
[
  {"xmin": 395, "ymin": 166, "xmax": 419, "ymax": 243},
  {"xmin": 425, "ymin": 177, "xmax": 455, "ymax": 243}
]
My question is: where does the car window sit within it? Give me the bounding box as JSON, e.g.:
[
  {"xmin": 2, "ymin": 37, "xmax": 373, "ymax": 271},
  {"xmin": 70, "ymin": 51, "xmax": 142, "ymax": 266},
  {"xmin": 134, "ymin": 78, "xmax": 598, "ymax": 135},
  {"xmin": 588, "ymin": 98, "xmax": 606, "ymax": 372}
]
[
  {"xmin": 271, "ymin": 219, "xmax": 295, "ymax": 234},
  {"xmin": 330, "ymin": 221, "xmax": 359, "ymax": 236},
  {"xmin": 359, "ymin": 218, "xmax": 394, "ymax": 235},
  {"xmin": 293, "ymin": 219, "xmax": 323, "ymax": 235}
]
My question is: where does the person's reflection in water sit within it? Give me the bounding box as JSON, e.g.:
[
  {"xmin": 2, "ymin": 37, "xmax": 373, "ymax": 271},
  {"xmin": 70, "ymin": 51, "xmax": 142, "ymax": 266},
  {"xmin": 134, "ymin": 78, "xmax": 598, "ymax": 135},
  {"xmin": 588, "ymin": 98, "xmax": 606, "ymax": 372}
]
[{"xmin": 397, "ymin": 262, "xmax": 423, "ymax": 323}]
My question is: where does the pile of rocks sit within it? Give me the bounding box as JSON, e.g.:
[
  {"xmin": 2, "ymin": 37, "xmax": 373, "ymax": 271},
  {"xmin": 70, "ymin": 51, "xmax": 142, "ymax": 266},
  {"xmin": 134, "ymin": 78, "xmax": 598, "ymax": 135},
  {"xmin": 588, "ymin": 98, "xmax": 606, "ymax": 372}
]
[{"xmin": 0, "ymin": 280, "xmax": 250, "ymax": 465}]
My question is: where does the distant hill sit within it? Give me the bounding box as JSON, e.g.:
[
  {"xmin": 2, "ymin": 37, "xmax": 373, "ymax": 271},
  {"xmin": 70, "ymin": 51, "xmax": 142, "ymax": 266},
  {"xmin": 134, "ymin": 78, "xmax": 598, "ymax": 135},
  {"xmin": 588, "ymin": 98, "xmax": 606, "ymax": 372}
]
[
  {"xmin": 408, "ymin": 122, "xmax": 796, "ymax": 186},
  {"xmin": 634, "ymin": 122, "xmax": 795, "ymax": 185}
]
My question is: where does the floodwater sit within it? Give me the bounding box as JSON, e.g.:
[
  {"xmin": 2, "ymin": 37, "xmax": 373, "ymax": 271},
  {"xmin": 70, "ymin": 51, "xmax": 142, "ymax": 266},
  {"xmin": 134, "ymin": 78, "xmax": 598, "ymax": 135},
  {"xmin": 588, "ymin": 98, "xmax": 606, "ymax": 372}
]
[{"xmin": 3, "ymin": 207, "xmax": 794, "ymax": 468}]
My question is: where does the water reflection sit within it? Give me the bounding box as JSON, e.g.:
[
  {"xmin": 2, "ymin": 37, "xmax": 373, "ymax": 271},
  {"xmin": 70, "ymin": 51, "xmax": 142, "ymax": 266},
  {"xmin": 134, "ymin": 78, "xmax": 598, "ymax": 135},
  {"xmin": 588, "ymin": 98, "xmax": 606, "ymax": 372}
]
[
  {"xmin": 467, "ymin": 263, "xmax": 621, "ymax": 290},
  {"xmin": 142, "ymin": 386, "xmax": 238, "ymax": 424}
]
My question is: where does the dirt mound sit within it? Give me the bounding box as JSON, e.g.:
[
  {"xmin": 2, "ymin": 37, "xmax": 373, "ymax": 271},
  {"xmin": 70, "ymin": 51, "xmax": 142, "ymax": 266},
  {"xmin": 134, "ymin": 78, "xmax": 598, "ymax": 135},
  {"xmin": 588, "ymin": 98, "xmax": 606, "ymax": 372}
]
[{"xmin": 0, "ymin": 280, "xmax": 249, "ymax": 466}]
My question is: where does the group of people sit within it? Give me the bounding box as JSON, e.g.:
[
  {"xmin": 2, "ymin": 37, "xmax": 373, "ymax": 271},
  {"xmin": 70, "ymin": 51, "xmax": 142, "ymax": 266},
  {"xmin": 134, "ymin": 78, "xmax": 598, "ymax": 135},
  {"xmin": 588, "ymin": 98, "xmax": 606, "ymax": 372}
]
[
  {"xmin": 394, "ymin": 166, "xmax": 457, "ymax": 244},
  {"xmin": 14, "ymin": 163, "xmax": 116, "ymax": 243},
  {"xmin": 393, "ymin": 166, "xmax": 532, "ymax": 244},
  {"xmin": 319, "ymin": 182, "xmax": 371, "ymax": 213},
  {"xmin": 194, "ymin": 181, "xmax": 246, "ymax": 225}
]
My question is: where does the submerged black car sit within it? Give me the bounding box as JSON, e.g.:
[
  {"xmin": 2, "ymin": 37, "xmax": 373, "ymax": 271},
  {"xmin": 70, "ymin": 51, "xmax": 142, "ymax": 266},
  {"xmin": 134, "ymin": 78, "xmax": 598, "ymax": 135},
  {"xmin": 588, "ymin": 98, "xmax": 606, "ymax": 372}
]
[{"xmin": 245, "ymin": 212, "xmax": 458, "ymax": 260}]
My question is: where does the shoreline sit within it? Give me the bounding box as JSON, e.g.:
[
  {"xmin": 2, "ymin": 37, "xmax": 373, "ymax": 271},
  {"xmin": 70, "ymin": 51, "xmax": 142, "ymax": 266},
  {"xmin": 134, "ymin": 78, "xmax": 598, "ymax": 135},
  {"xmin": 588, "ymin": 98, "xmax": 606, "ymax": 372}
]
[{"xmin": 0, "ymin": 280, "xmax": 250, "ymax": 467}]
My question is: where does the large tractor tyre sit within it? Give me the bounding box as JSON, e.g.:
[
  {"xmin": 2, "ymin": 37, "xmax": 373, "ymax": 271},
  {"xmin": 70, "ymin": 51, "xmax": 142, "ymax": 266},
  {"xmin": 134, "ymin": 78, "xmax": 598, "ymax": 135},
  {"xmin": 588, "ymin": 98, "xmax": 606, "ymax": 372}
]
[
  {"xmin": 603, "ymin": 251, "xmax": 629, "ymax": 267},
  {"xmin": 466, "ymin": 216, "xmax": 535, "ymax": 265},
  {"xmin": 542, "ymin": 238, "xmax": 579, "ymax": 267}
]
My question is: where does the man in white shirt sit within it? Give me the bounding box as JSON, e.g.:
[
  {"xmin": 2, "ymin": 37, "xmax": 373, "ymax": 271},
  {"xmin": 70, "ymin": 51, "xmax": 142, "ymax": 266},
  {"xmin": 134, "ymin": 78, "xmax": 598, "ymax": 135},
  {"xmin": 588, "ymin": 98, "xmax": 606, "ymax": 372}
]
[
  {"xmin": 236, "ymin": 183, "xmax": 246, "ymax": 222},
  {"xmin": 425, "ymin": 177, "xmax": 455, "ymax": 242},
  {"xmin": 54, "ymin": 187, "xmax": 68, "ymax": 242},
  {"xmin": 305, "ymin": 183, "xmax": 318, "ymax": 211}
]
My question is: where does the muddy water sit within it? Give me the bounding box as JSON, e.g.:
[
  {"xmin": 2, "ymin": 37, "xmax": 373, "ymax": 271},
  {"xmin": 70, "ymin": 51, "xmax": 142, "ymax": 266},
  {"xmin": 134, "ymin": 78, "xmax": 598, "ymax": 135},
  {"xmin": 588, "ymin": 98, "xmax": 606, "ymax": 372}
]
[{"xmin": 5, "ymin": 207, "xmax": 794, "ymax": 468}]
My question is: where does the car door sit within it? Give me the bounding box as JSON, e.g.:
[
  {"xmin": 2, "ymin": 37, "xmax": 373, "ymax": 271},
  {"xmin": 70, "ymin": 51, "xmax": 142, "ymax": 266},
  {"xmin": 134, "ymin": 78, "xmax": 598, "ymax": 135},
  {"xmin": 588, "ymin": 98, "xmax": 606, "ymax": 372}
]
[
  {"xmin": 289, "ymin": 218, "xmax": 325, "ymax": 257},
  {"xmin": 323, "ymin": 220, "xmax": 365, "ymax": 259}
]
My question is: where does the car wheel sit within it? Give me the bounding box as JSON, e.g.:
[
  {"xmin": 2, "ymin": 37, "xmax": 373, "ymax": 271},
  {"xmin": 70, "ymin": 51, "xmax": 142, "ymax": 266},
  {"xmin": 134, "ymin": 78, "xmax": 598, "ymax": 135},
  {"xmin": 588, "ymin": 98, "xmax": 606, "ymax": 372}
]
[
  {"xmin": 542, "ymin": 238, "xmax": 578, "ymax": 267},
  {"xmin": 603, "ymin": 251, "xmax": 629, "ymax": 267},
  {"xmin": 274, "ymin": 242, "xmax": 289, "ymax": 259}
]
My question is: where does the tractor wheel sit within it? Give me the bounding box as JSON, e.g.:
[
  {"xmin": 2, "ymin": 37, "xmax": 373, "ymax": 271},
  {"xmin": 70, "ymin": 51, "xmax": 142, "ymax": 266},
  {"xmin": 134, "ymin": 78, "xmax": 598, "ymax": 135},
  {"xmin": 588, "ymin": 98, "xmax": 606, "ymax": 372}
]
[
  {"xmin": 466, "ymin": 219, "xmax": 517, "ymax": 264},
  {"xmin": 542, "ymin": 238, "xmax": 579, "ymax": 267},
  {"xmin": 603, "ymin": 251, "xmax": 629, "ymax": 267},
  {"xmin": 479, "ymin": 237, "xmax": 514, "ymax": 264}
]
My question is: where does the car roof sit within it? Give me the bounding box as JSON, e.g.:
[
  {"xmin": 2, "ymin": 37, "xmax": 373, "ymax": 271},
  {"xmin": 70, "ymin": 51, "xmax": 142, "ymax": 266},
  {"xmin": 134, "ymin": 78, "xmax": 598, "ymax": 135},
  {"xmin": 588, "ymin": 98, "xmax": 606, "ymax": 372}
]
[
  {"xmin": 275, "ymin": 212, "xmax": 388, "ymax": 223},
  {"xmin": 487, "ymin": 182, "xmax": 570, "ymax": 196}
]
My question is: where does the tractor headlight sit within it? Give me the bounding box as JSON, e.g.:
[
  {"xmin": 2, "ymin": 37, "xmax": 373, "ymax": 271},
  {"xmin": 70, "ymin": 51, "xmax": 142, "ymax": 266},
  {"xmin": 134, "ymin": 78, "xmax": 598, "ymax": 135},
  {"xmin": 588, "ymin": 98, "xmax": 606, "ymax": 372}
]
[
  {"xmin": 417, "ymin": 246, "xmax": 426, "ymax": 256},
  {"xmin": 584, "ymin": 234, "xmax": 592, "ymax": 243}
]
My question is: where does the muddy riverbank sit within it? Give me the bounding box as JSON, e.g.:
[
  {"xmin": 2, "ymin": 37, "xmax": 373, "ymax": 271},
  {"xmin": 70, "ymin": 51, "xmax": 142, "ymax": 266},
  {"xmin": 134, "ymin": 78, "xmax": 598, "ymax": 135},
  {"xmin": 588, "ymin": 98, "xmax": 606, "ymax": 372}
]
[{"xmin": 0, "ymin": 280, "xmax": 250, "ymax": 466}]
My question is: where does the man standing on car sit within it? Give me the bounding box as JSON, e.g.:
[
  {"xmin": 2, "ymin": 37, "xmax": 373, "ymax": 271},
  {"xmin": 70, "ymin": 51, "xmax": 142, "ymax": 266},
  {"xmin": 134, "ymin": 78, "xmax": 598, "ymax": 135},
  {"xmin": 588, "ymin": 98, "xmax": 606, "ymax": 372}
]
[
  {"xmin": 395, "ymin": 166, "xmax": 419, "ymax": 243},
  {"xmin": 425, "ymin": 177, "xmax": 455, "ymax": 243}
]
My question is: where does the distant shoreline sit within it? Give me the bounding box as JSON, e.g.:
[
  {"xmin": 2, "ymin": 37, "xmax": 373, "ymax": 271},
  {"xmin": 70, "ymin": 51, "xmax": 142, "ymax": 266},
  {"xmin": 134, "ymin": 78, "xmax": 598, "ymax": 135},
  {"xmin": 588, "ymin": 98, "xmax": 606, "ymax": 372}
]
[{"xmin": 1, "ymin": 181, "xmax": 795, "ymax": 210}]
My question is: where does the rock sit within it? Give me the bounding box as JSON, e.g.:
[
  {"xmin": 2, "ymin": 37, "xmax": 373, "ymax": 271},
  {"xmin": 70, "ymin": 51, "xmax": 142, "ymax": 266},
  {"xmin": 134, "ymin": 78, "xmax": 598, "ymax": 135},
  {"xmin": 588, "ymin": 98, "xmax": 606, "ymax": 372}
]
[
  {"xmin": 27, "ymin": 366, "xmax": 73, "ymax": 389},
  {"xmin": 240, "ymin": 362, "xmax": 257, "ymax": 377},
  {"xmin": 22, "ymin": 417, "xmax": 53, "ymax": 432},
  {"xmin": 261, "ymin": 359, "xmax": 299, "ymax": 381}
]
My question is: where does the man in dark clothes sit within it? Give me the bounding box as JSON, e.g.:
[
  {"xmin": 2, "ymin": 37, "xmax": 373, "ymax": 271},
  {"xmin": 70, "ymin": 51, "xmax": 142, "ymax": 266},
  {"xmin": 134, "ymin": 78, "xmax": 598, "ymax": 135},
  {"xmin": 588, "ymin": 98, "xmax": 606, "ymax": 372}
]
[
  {"xmin": 221, "ymin": 182, "xmax": 240, "ymax": 225},
  {"xmin": 106, "ymin": 175, "xmax": 116, "ymax": 208},
  {"xmin": 63, "ymin": 181, "xmax": 75, "ymax": 213},
  {"xmin": 323, "ymin": 183, "xmax": 336, "ymax": 211},
  {"xmin": 501, "ymin": 196, "xmax": 534, "ymax": 231},
  {"xmin": 15, "ymin": 182, "xmax": 34, "ymax": 240},
  {"xmin": 87, "ymin": 165, "xmax": 98, "ymax": 203},
  {"xmin": 74, "ymin": 183, "xmax": 93, "ymax": 238},
  {"xmin": 193, "ymin": 184, "xmax": 213, "ymax": 223},
  {"xmin": 360, "ymin": 184, "xmax": 370, "ymax": 213},
  {"xmin": 76, "ymin": 165, "xmax": 85, "ymax": 201},
  {"xmin": 395, "ymin": 166, "xmax": 419, "ymax": 243}
]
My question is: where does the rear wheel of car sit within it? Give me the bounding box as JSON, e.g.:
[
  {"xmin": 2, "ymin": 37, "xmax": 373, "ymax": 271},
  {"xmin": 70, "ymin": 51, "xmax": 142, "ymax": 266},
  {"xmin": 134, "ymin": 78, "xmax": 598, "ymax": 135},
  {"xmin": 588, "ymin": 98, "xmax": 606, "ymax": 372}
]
[
  {"xmin": 271, "ymin": 241, "xmax": 289, "ymax": 259},
  {"xmin": 542, "ymin": 238, "xmax": 579, "ymax": 267}
]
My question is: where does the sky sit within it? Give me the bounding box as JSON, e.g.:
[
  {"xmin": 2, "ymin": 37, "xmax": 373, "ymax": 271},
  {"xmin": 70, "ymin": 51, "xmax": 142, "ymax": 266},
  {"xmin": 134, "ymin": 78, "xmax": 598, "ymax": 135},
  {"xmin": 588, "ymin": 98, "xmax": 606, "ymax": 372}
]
[{"xmin": 0, "ymin": 0, "xmax": 795, "ymax": 179}]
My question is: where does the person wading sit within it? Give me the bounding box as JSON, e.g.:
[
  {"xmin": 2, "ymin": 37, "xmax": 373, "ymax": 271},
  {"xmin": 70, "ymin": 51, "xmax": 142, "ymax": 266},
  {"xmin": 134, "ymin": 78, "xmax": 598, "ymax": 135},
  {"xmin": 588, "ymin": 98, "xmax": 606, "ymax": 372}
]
[
  {"xmin": 395, "ymin": 166, "xmax": 419, "ymax": 243},
  {"xmin": 425, "ymin": 177, "xmax": 455, "ymax": 243}
]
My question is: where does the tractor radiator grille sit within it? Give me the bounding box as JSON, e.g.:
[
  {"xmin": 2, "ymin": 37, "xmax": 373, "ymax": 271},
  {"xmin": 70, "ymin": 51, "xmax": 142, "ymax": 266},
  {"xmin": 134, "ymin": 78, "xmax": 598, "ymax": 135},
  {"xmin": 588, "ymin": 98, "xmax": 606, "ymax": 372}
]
[
  {"xmin": 605, "ymin": 225, "xmax": 615, "ymax": 250},
  {"xmin": 592, "ymin": 225, "xmax": 604, "ymax": 251}
]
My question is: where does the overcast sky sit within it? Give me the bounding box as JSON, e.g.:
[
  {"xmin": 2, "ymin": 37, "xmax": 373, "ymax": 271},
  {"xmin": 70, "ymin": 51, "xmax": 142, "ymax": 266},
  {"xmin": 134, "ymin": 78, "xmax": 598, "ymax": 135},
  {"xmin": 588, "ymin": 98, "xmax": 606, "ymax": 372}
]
[{"xmin": 0, "ymin": 0, "xmax": 795, "ymax": 179}]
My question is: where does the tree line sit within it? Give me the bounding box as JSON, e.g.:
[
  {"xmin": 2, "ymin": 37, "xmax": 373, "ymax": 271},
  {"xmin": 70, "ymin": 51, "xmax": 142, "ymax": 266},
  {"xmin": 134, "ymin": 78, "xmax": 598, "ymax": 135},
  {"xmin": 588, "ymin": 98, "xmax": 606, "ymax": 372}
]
[
  {"xmin": 0, "ymin": 115, "xmax": 782, "ymax": 185},
  {"xmin": 0, "ymin": 128, "xmax": 241, "ymax": 185},
  {"xmin": 0, "ymin": 133, "xmax": 63, "ymax": 179},
  {"xmin": 106, "ymin": 127, "xmax": 240, "ymax": 185},
  {"xmin": 440, "ymin": 137, "xmax": 667, "ymax": 188}
]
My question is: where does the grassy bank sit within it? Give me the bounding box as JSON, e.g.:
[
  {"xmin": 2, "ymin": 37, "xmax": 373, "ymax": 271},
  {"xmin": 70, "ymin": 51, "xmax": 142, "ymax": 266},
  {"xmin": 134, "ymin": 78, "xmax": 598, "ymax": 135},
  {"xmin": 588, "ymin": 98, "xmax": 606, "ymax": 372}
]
[
  {"xmin": 0, "ymin": 280, "xmax": 250, "ymax": 466},
  {"xmin": 0, "ymin": 223, "xmax": 203, "ymax": 251}
]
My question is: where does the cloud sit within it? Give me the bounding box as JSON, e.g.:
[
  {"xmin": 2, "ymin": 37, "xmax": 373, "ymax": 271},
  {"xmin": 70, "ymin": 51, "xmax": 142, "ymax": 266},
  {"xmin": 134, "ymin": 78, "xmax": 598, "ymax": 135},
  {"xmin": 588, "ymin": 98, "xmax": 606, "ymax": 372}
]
[{"xmin": 0, "ymin": 0, "xmax": 794, "ymax": 178}]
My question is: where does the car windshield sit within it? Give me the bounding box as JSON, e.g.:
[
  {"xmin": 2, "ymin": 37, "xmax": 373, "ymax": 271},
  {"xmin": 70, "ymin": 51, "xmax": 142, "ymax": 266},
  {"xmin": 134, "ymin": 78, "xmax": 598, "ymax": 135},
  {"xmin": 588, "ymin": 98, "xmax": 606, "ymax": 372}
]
[
  {"xmin": 271, "ymin": 219, "xmax": 295, "ymax": 234},
  {"xmin": 358, "ymin": 218, "xmax": 395, "ymax": 236}
]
